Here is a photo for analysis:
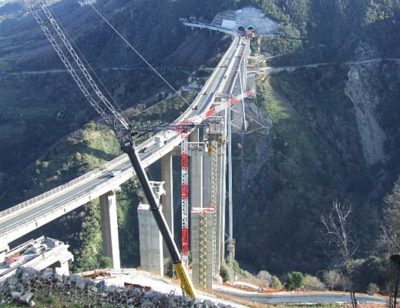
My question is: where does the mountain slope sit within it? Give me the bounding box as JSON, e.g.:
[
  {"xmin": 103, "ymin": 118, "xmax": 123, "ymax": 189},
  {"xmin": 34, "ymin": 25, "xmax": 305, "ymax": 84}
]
[{"xmin": 232, "ymin": 0, "xmax": 400, "ymax": 278}]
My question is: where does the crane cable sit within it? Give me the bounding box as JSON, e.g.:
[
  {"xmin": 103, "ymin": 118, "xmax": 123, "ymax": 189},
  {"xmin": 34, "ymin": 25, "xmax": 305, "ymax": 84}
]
[
  {"xmin": 85, "ymin": 1, "xmax": 191, "ymax": 107},
  {"xmin": 48, "ymin": 5, "xmax": 125, "ymax": 116}
]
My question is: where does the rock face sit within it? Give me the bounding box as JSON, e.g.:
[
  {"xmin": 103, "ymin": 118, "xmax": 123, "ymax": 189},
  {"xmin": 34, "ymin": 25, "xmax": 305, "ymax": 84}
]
[
  {"xmin": 0, "ymin": 267, "xmax": 230, "ymax": 307},
  {"xmin": 235, "ymin": 100, "xmax": 272, "ymax": 205},
  {"xmin": 345, "ymin": 43, "xmax": 387, "ymax": 165}
]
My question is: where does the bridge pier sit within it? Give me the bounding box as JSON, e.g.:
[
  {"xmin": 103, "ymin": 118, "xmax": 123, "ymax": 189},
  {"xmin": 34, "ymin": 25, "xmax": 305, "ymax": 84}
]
[
  {"xmin": 161, "ymin": 153, "xmax": 174, "ymax": 264},
  {"xmin": 161, "ymin": 154, "xmax": 174, "ymax": 233},
  {"xmin": 217, "ymin": 112, "xmax": 227, "ymax": 272},
  {"xmin": 190, "ymin": 139, "xmax": 204, "ymax": 209},
  {"xmin": 137, "ymin": 203, "xmax": 164, "ymax": 276},
  {"xmin": 191, "ymin": 207, "xmax": 214, "ymax": 290},
  {"xmin": 100, "ymin": 191, "xmax": 121, "ymax": 269}
]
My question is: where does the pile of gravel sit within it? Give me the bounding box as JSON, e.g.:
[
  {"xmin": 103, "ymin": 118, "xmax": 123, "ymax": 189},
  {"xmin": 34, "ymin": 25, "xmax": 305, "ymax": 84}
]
[{"xmin": 0, "ymin": 267, "xmax": 231, "ymax": 307}]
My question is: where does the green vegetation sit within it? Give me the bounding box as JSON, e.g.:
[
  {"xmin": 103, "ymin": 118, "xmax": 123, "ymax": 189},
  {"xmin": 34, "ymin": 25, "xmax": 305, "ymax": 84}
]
[
  {"xmin": 285, "ymin": 271, "xmax": 305, "ymax": 291},
  {"xmin": 73, "ymin": 200, "xmax": 112, "ymax": 272},
  {"xmin": 8, "ymin": 87, "xmax": 192, "ymax": 272},
  {"xmin": 220, "ymin": 264, "xmax": 230, "ymax": 282},
  {"xmin": 235, "ymin": 68, "xmax": 372, "ymax": 274},
  {"xmin": 3, "ymin": 0, "xmax": 400, "ymax": 296},
  {"xmin": 256, "ymin": 270, "xmax": 282, "ymax": 289},
  {"xmin": 231, "ymin": 0, "xmax": 400, "ymax": 292}
]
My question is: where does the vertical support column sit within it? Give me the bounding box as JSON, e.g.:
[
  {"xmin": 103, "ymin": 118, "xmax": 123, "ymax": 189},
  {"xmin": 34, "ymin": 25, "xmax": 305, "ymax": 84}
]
[
  {"xmin": 203, "ymin": 150, "xmax": 211, "ymax": 208},
  {"xmin": 227, "ymin": 86, "xmax": 236, "ymax": 271},
  {"xmin": 190, "ymin": 146, "xmax": 204, "ymax": 209},
  {"xmin": 161, "ymin": 153, "xmax": 174, "ymax": 261},
  {"xmin": 191, "ymin": 208, "xmax": 214, "ymax": 290},
  {"xmin": 138, "ymin": 203, "xmax": 164, "ymax": 276},
  {"xmin": 100, "ymin": 191, "xmax": 121, "ymax": 270},
  {"xmin": 190, "ymin": 129, "xmax": 202, "ymax": 210},
  {"xmin": 215, "ymin": 109, "xmax": 228, "ymax": 274}
]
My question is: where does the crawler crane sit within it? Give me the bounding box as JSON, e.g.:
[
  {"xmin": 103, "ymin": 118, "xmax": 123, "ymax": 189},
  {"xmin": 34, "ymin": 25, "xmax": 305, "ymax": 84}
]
[
  {"xmin": 24, "ymin": 0, "xmax": 254, "ymax": 297},
  {"xmin": 23, "ymin": 0, "xmax": 197, "ymax": 298}
]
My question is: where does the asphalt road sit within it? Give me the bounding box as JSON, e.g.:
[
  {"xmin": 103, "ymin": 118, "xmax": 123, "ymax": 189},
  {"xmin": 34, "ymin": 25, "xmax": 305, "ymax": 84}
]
[{"xmin": 218, "ymin": 289, "xmax": 387, "ymax": 305}]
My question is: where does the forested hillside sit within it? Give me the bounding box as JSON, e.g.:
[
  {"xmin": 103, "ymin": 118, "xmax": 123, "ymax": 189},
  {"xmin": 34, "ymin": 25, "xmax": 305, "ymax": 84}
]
[
  {"xmin": 0, "ymin": 0, "xmax": 232, "ymax": 270},
  {"xmin": 232, "ymin": 0, "xmax": 400, "ymax": 292}
]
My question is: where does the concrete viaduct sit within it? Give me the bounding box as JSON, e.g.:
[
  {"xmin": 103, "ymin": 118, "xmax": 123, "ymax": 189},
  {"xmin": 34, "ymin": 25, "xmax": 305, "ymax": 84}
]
[{"xmin": 0, "ymin": 22, "xmax": 250, "ymax": 289}]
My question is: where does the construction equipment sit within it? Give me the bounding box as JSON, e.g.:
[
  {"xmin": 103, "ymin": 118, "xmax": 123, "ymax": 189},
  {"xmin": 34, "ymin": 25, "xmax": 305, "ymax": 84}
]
[
  {"xmin": 24, "ymin": 0, "xmax": 197, "ymax": 298},
  {"xmin": 24, "ymin": 0, "xmax": 255, "ymax": 296}
]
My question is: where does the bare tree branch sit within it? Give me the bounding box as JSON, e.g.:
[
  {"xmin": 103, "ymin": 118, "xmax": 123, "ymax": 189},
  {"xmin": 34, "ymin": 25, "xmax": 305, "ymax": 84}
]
[{"xmin": 320, "ymin": 201, "xmax": 358, "ymax": 282}]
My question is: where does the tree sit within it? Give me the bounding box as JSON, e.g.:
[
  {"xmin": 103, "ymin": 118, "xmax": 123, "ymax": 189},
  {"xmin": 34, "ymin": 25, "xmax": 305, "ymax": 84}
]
[
  {"xmin": 257, "ymin": 270, "xmax": 273, "ymax": 287},
  {"xmin": 286, "ymin": 272, "xmax": 304, "ymax": 290},
  {"xmin": 322, "ymin": 270, "xmax": 342, "ymax": 291},
  {"xmin": 379, "ymin": 178, "xmax": 400, "ymax": 255},
  {"xmin": 220, "ymin": 265, "xmax": 230, "ymax": 283},
  {"xmin": 271, "ymin": 275, "xmax": 282, "ymax": 289},
  {"xmin": 320, "ymin": 201, "xmax": 358, "ymax": 290},
  {"xmin": 303, "ymin": 274, "xmax": 326, "ymax": 291}
]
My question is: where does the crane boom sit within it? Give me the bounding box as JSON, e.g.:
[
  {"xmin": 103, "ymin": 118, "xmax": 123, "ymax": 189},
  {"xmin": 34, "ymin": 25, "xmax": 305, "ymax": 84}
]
[
  {"xmin": 25, "ymin": 0, "xmax": 129, "ymax": 137},
  {"xmin": 24, "ymin": 0, "xmax": 196, "ymax": 299}
]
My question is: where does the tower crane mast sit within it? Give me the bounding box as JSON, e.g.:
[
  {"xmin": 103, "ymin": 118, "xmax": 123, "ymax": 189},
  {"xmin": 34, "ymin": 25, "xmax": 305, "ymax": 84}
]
[{"xmin": 24, "ymin": 0, "xmax": 196, "ymax": 299}]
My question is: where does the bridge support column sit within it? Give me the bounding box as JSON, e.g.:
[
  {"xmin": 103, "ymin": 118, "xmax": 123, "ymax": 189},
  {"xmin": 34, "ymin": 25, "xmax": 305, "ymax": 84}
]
[
  {"xmin": 138, "ymin": 203, "xmax": 164, "ymax": 276},
  {"xmin": 161, "ymin": 153, "xmax": 174, "ymax": 233},
  {"xmin": 217, "ymin": 128, "xmax": 227, "ymax": 272},
  {"xmin": 100, "ymin": 191, "xmax": 121, "ymax": 269},
  {"xmin": 191, "ymin": 208, "xmax": 214, "ymax": 290},
  {"xmin": 190, "ymin": 145, "xmax": 204, "ymax": 209},
  {"xmin": 161, "ymin": 153, "xmax": 174, "ymax": 264}
]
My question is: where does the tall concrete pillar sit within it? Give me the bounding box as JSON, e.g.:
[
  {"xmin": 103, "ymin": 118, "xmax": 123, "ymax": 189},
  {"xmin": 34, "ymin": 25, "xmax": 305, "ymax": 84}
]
[
  {"xmin": 161, "ymin": 154, "xmax": 173, "ymax": 269},
  {"xmin": 190, "ymin": 128, "xmax": 206, "ymax": 210},
  {"xmin": 161, "ymin": 153, "xmax": 174, "ymax": 237},
  {"xmin": 217, "ymin": 136, "xmax": 227, "ymax": 271},
  {"xmin": 205, "ymin": 117, "xmax": 227, "ymax": 277},
  {"xmin": 138, "ymin": 203, "xmax": 164, "ymax": 276},
  {"xmin": 191, "ymin": 208, "xmax": 214, "ymax": 290},
  {"xmin": 100, "ymin": 191, "xmax": 121, "ymax": 269},
  {"xmin": 203, "ymin": 150, "xmax": 211, "ymax": 208},
  {"xmin": 190, "ymin": 146, "xmax": 204, "ymax": 209}
]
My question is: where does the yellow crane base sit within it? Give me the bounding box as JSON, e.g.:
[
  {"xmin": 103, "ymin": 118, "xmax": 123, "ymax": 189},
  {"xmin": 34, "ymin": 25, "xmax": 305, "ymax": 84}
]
[{"xmin": 174, "ymin": 262, "xmax": 197, "ymax": 300}]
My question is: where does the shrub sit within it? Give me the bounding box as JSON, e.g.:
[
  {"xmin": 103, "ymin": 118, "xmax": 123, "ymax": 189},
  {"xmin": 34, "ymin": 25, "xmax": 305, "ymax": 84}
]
[
  {"xmin": 322, "ymin": 270, "xmax": 343, "ymax": 291},
  {"xmin": 303, "ymin": 274, "xmax": 326, "ymax": 290},
  {"xmin": 286, "ymin": 271, "xmax": 304, "ymax": 290},
  {"xmin": 367, "ymin": 283, "xmax": 380, "ymax": 295},
  {"xmin": 271, "ymin": 275, "xmax": 282, "ymax": 289},
  {"xmin": 257, "ymin": 270, "xmax": 273, "ymax": 287},
  {"xmin": 220, "ymin": 265, "xmax": 230, "ymax": 282}
]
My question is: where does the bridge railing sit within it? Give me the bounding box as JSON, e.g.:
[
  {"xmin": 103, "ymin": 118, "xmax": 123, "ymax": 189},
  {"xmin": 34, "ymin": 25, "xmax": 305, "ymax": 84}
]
[
  {"xmin": 0, "ymin": 153, "xmax": 128, "ymax": 220},
  {"xmin": 0, "ymin": 24, "xmax": 240, "ymax": 222}
]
